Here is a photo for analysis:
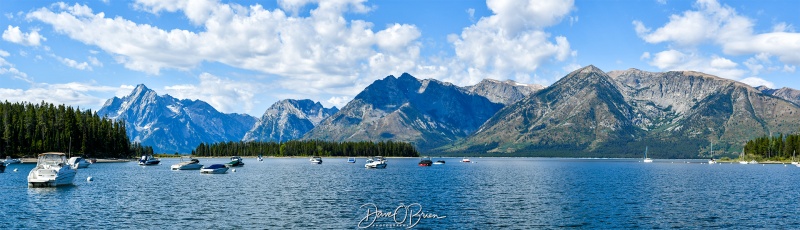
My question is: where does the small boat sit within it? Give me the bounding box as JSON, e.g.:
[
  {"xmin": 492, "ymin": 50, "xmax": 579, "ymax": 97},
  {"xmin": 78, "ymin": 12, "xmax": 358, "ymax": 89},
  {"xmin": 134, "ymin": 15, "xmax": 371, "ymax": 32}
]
[
  {"xmin": 138, "ymin": 155, "xmax": 160, "ymax": 166},
  {"xmin": 171, "ymin": 158, "xmax": 203, "ymax": 170},
  {"xmin": 749, "ymin": 160, "xmax": 758, "ymax": 164},
  {"xmin": 739, "ymin": 148, "xmax": 748, "ymax": 164},
  {"xmin": 365, "ymin": 156, "xmax": 387, "ymax": 169},
  {"xmin": 68, "ymin": 157, "xmax": 91, "ymax": 169},
  {"xmin": 418, "ymin": 157, "xmax": 432, "ymax": 166},
  {"xmin": 433, "ymin": 160, "xmax": 445, "ymax": 165},
  {"xmin": 27, "ymin": 152, "xmax": 77, "ymax": 187},
  {"xmin": 87, "ymin": 158, "xmax": 97, "ymax": 164},
  {"xmin": 310, "ymin": 156, "xmax": 322, "ymax": 164},
  {"xmin": 461, "ymin": 157, "xmax": 471, "ymax": 163},
  {"xmin": 225, "ymin": 156, "xmax": 245, "ymax": 167},
  {"xmin": 708, "ymin": 142, "xmax": 716, "ymax": 164},
  {"xmin": 4, "ymin": 156, "xmax": 21, "ymax": 164},
  {"xmin": 258, "ymin": 155, "xmax": 263, "ymax": 162},
  {"xmin": 643, "ymin": 146, "xmax": 653, "ymax": 163},
  {"xmin": 347, "ymin": 157, "xmax": 356, "ymax": 163},
  {"xmin": 200, "ymin": 164, "xmax": 228, "ymax": 174}
]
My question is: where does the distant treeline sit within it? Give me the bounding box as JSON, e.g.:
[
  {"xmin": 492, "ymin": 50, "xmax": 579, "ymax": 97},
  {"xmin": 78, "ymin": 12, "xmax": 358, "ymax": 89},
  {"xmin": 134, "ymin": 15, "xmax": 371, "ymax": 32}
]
[
  {"xmin": 191, "ymin": 140, "xmax": 420, "ymax": 157},
  {"xmin": 0, "ymin": 101, "xmax": 152, "ymax": 158},
  {"xmin": 744, "ymin": 133, "xmax": 800, "ymax": 159}
]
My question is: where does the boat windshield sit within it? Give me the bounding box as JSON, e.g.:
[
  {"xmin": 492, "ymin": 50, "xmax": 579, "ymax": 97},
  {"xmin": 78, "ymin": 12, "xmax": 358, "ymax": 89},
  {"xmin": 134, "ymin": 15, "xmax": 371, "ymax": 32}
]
[{"xmin": 38, "ymin": 154, "xmax": 66, "ymax": 166}]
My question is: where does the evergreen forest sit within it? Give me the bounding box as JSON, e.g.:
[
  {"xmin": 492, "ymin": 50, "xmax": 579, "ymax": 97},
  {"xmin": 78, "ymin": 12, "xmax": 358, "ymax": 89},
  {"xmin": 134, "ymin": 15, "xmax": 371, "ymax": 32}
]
[
  {"xmin": 192, "ymin": 140, "xmax": 420, "ymax": 157},
  {"xmin": 0, "ymin": 101, "xmax": 152, "ymax": 158}
]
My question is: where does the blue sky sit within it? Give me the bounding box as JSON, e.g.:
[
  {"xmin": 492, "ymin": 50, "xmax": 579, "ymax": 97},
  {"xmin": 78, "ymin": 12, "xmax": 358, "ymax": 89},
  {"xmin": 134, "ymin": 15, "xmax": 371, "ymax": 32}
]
[{"xmin": 1, "ymin": 0, "xmax": 798, "ymax": 116}]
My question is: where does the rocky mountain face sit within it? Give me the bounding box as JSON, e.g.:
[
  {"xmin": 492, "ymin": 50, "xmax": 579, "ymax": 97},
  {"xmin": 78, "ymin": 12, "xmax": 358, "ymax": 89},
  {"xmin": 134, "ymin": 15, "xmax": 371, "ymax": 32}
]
[
  {"xmin": 755, "ymin": 86, "xmax": 800, "ymax": 106},
  {"xmin": 450, "ymin": 66, "xmax": 800, "ymax": 158},
  {"xmin": 465, "ymin": 79, "xmax": 543, "ymax": 105},
  {"xmin": 304, "ymin": 73, "xmax": 505, "ymax": 151},
  {"xmin": 243, "ymin": 99, "xmax": 338, "ymax": 142},
  {"xmin": 98, "ymin": 84, "xmax": 257, "ymax": 153}
]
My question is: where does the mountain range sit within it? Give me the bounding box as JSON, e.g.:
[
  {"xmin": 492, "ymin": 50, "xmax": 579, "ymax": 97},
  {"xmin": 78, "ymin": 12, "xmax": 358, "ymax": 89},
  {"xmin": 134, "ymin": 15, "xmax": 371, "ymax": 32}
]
[{"xmin": 98, "ymin": 66, "xmax": 800, "ymax": 158}]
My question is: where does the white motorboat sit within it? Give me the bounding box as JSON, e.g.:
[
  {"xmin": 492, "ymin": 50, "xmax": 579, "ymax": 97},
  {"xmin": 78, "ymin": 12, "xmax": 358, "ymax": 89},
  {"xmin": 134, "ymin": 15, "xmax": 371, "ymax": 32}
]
[
  {"xmin": 643, "ymin": 146, "xmax": 653, "ymax": 163},
  {"xmin": 138, "ymin": 155, "xmax": 160, "ymax": 166},
  {"xmin": 4, "ymin": 156, "xmax": 21, "ymax": 164},
  {"xmin": 171, "ymin": 158, "xmax": 203, "ymax": 170},
  {"xmin": 365, "ymin": 156, "xmax": 387, "ymax": 169},
  {"xmin": 200, "ymin": 164, "xmax": 228, "ymax": 174},
  {"xmin": 461, "ymin": 157, "xmax": 471, "ymax": 163},
  {"xmin": 433, "ymin": 160, "xmax": 445, "ymax": 165},
  {"xmin": 258, "ymin": 155, "xmax": 264, "ymax": 162},
  {"xmin": 28, "ymin": 152, "xmax": 77, "ymax": 187},
  {"xmin": 68, "ymin": 157, "xmax": 91, "ymax": 169},
  {"xmin": 310, "ymin": 156, "xmax": 322, "ymax": 164}
]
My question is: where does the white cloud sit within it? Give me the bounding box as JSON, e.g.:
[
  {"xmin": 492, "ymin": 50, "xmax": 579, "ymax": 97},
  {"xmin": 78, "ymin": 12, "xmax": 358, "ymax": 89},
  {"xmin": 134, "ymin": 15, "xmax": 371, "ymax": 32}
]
[
  {"xmin": 28, "ymin": 1, "xmax": 421, "ymax": 93},
  {"xmin": 449, "ymin": 0, "xmax": 575, "ymax": 83},
  {"xmin": 88, "ymin": 56, "xmax": 102, "ymax": 67},
  {"xmin": 647, "ymin": 49, "xmax": 746, "ymax": 79},
  {"xmin": 163, "ymin": 73, "xmax": 264, "ymax": 114},
  {"xmin": 784, "ymin": 65, "xmax": 796, "ymax": 73},
  {"xmin": 52, "ymin": 55, "xmax": 92, "ymax": 71},
  {"xmin": 635, "ymin": 0, "xmax": 800, "ymax": 66},
  {"xmin": 0, "ymin": 82, "xmax": 119, "ymax": 108},
  {"xmin": 2, "ymin": 25, "xmax": 46, "ymax": 46},
  {"xmin": 740, "ymin": 77, "xmax": 774, "ymax": 88},
  {"xmin": 326, "ymin": 96, "xmax": 350, "ymax": 108}
]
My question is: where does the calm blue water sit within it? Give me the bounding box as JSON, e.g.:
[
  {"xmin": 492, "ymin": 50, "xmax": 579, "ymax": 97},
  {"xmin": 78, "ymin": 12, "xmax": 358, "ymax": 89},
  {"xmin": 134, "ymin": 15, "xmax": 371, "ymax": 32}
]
[{"xmin": 2, "ymin": 158, "xmax": 800, "ymax": 228}]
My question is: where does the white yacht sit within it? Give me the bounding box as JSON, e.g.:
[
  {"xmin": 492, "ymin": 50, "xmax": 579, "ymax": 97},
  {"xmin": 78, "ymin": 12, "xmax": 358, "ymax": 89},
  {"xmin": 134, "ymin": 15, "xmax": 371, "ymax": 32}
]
[
  {"xmin": 461, "ymin": 157, "xmax": 471, "ymax": 163},
  {"xmin": 68, "ymin": 157, "xmax": 91, "ymax": 169},
  {"xmin": 171, "ymin": 158, "xmax": 203, "ymax": 170},
  {"xmin": 739, "ymin": 148, "xmax": 748, "ymax": 164},
  {"xmin": 708, "ymin": 142, "xmax": 716, "ymax": 164},
  {"xmin": 365, "ymin": 156, "xmax": 387, "ymax": 169},
  {"xmin": 643, "ymin": 146, "xmax": 653, "ymax": 163},
  {"xmin": 4, "ymin": 156, "xmax": 22, "ymax": 164},
  {"xmin": 310, "ymin": 156, "xmax": 322, "ymax": 164},
  {"xmin": 28, "ymin": 152, "xmax": 77, "ymax": 187}
]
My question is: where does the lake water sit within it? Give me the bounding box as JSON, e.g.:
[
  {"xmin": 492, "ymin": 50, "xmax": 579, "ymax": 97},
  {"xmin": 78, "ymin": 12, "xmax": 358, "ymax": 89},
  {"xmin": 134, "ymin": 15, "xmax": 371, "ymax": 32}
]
[{"xmin": 1, "ymin": 157, "xmax": 799, "ymax": 228}]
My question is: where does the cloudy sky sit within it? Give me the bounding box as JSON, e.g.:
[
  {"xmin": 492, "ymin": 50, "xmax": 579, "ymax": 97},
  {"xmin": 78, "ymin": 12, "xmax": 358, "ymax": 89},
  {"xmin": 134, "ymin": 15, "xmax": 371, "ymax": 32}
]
[{"xmin": 1, "ymin": 0, "xmax": 798, "ymax": 116}]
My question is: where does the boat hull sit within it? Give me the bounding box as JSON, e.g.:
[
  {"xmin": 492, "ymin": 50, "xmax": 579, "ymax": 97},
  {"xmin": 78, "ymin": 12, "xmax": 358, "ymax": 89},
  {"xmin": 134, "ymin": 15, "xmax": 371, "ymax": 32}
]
[
  {"xmin": 171, "ymin": 164, "xmax": 203, "ymax": 170},
  {"xmin": 139, "ymin": 160, "xmax": 160, "ymax": 166},
  {"xmin": 28, "ymin": 167, "xmax": 77, "ymax": 187},
  {"xmin": 200, "ymin": 168, "xmax": 228, "ymax": 174},
  {"xmin": 365, "ymin": 163, "xmax": 387, "ymax": 169}
]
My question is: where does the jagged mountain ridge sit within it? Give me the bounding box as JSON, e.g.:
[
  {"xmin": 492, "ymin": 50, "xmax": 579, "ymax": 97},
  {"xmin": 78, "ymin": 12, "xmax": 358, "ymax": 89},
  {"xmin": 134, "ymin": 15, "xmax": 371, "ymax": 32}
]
[
  {"xmin": 755, "ymin": 86, "xmax": 800, "ymax": 106},
  {"xmin": 243, "ymin": 99, "xmax": 338, "ymax": 142},
  {"xmin": 465, "ymin": 79, "xmax": 544, "ymax": 105},
  {"xmin": 303, "ymin": 73, "xmax": 505, "ymax": 151},
  {"xmin": 450, "ymin": 66, "xmax": 800, "ymax": 157},
  {"xmin": 98, "ymin": 84, "xmax": 257, "ymax": 153}
]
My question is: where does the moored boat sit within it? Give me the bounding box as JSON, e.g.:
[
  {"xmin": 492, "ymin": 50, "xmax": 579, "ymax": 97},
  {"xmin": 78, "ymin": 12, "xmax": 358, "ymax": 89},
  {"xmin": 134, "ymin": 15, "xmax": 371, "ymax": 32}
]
[
  {"xmin": 310, "ymin": 156, "xmax": 322, "ymax": 164},
  {"xmin": 27, "ymin": 152, "xmax": 77, "ymax": 187},
  {"xmin": 418, "ymin": 157, "xmax": 432, "ymax": 166},
  {"xmin": 200, "ymin": 164, "xmax": 228, "ymax": 174},
  {"xmin": 138, "ymin": 155, "xmax": 160, "ymax": 166},
  {"xmin": 258, "ymin": 155, "xmax": 263, "ymax": 162},
  {"xmin": 4, "ymin": 156, "xmax": 21, "ymax": 164},
  {"xmin": 171, "ymin": 158, "xmax": 203, "ymax": 170},
  {"xmin": 643, "ymin": 146, "xmax": 653, "ymax": 163},
  {"xmin": 433, "ymin": 160, "xmax": 445, "ymax": 165},
  {"xmin": 365, "ymin": 156, "xmax": 387, "ymax": 169},
  {"xmin": 461, "ymin": 157, "xmax": 471, "ymax": 163},
  {"xmin": 225, "ymin": 156, "xmax": 245, "ymax": 167},
  {"xmin": 347, "ymin": 157, "xmax": 356, "ymax": 163},
  {"xmin": 68, "ymin": 157, "xmax": 91, "ymax": 169}
]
